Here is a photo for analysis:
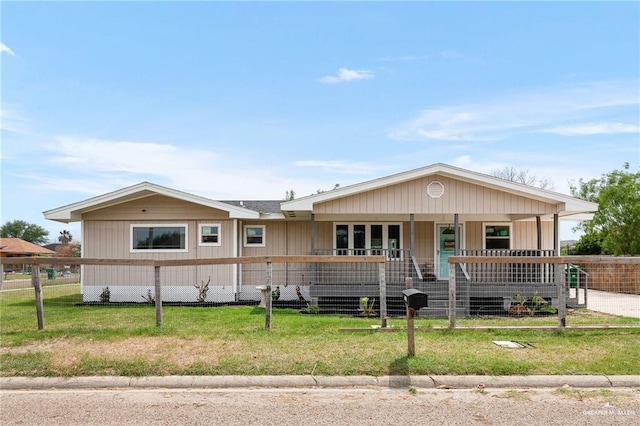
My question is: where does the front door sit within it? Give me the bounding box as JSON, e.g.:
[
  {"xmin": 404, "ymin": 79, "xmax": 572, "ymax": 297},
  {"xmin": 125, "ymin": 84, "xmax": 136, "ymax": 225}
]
[{"xmin": 436, "ymin": 225, "xmax": 459, "ymax": 279}]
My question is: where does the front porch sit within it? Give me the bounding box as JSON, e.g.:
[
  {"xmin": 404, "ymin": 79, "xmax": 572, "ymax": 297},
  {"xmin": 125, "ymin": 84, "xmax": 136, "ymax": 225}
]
[{"xmin": 307, "ymin": 249, "xmax": 581, "ymax": 317}]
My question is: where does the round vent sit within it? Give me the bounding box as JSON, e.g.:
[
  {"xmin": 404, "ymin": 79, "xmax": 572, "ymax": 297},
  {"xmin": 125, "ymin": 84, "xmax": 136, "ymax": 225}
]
[{"xmin": 426, "ymin": 181, "xmax": 445, "ymax": 198}]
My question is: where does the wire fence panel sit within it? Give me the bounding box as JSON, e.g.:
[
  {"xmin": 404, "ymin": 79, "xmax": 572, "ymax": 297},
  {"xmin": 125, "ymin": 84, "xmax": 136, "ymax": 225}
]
[
  {"xmin": 449, "ymin": 256, "xmax": 640, "ymax": 328},
  {"xmin": 2, "ymin": 256, "xmax": 638, "ymax": 332}
]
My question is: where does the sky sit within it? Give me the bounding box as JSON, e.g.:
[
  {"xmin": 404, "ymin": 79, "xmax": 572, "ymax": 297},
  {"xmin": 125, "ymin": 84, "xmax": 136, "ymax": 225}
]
[{"xmin": 1, "ymin": 1, "xmax": 639, "ymax": 243}]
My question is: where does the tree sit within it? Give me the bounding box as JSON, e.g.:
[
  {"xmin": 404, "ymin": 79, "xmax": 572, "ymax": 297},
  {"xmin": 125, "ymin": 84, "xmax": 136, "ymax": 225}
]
[
  {"xmin": 0, "ymin": 220, "xmax": 49, "ymax": 245},
  {"xmin": 58, "ymin": 230, "xmax": 73, "ymax": 244},
  {"xmin": 284, "ymin": 190, "xmax": 296, "ymax": 201},
  {"xmin": 570, "ymin": 163, "xmax": 640, "ymax": 256},
  {"xmin": 55, "ymin": 243, "xmax": 81, "ymax": 257},
  {"xmin": 492, "ymin": 167, "xmax": 554, "ymax": 190}
]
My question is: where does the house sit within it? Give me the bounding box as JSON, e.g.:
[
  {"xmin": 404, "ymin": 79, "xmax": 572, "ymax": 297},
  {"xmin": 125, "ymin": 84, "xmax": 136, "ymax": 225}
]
[
  {"xmin": 1, "ymin": 238, "xmax": 56, "ymax": 274},
  {"xmin": 43, "ymin": 163, "xmax": 598, "ymax": 311}
]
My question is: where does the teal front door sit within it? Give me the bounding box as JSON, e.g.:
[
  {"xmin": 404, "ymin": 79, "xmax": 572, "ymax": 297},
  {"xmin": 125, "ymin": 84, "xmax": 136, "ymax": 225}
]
[{"xmin": 437, "ymin": 225, "xmax": 457, "ymax": 279}]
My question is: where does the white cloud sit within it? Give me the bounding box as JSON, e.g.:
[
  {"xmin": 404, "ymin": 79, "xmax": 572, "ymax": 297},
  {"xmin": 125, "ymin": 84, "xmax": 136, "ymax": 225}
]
[
  {"xmin": 538, "ymin": 122, "xmax": 639, "ymax": 136},
  {"xmin": 38, "ymin": 137, "xmax": 328, "ymax": 200},
  {"xmin": 1, "ymin": 42, "xmax": 15, "ymax": 56},
  {"xmin": 48, "ymin": 137, "xmax": 215, "ymax": 176},
  {"xmin": 0, "ymin": 108, "xmax": 29, "ymax": 134},
  {"xmin": 390, "ymin": 80, "xmax": 639, "ymax": 142},
  {"xmin": 318, "ymin": 68, "xmax": 374, "ymax": 84}
]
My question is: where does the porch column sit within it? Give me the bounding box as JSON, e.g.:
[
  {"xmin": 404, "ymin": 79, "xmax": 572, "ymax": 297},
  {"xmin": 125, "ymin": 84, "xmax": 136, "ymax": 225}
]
[
  {"xmin": 553, "ymin": 214, "xmax": 559, "ymax": 255},
  {"xmin": 310, "ymin": 214, "xmax": 316, "ymax": 255},
  {"xmin": 454, "ymin": 213, "xmax": 460, "ymax": 255},
  {"xmin": 536, "ymin": 216, "xmax": 542, "ymax": 250},
  {"xmin": 410, "ymin": 214, "xmax": 415, "ymax": 258}
]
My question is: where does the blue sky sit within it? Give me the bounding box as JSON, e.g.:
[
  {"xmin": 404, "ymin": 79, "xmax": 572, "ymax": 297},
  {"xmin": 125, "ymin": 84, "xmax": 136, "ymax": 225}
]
[{"xmin": 1, "ymin": 1, "xmax": 639, "ymax": 242}]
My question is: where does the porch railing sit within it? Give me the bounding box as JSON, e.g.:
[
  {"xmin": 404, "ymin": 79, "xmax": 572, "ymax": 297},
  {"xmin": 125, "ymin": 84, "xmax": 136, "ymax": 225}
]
[
  {"xmin": 312, "ymin": 249, "xmax": 411, "ymax": 285},
  {"xmin": 459, "ymin": 249, "xmax": 556, "ymax": 283}
]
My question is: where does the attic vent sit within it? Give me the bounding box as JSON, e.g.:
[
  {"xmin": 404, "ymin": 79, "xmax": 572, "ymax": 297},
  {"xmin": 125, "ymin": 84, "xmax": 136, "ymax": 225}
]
[{"xmin": 427, "ymin": 181, "xmax": 445, "ymax": 198}]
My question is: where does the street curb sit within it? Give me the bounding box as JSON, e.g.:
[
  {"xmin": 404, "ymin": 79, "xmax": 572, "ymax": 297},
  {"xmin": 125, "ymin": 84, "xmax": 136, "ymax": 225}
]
[{"xmin": 2, "ymin": 375, "xmax": 639, "ymax": 390}]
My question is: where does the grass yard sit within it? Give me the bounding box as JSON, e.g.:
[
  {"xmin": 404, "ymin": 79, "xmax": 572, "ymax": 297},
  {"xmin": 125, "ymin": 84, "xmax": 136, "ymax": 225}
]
[{"xmin": 1, "ymin": 284, "xmax": 639, "ymax": 377}]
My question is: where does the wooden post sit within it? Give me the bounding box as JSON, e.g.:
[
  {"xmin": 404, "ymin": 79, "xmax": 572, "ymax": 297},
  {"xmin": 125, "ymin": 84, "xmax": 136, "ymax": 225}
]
[
  {"xmin": 405, "ymin": 277, "xmax": 415, "ymax": 356},
  {"xmin": 265, "ymin": 262, "xmax": 272, "ymax": 330},
  {"xmin": 557, "ymin": 262, "xmax": 567, "ymax": 329},
  {"xmin": 154, "ymin": 266, "xmax": 162, "ymax": 327},
  {"xmin": 32, "ymin": 265, "xmax": 44, "ymax": 330},
  {"xmin": 448, "ymin": 263, "xmax": 456, "ymax": 329},
  {"xmin": 378, "ymin": 263, "xmax": 387, "ymax": 328},
  {"xmin": 407, "ymin": 307, "xmax": 416, "ymax": 357}
]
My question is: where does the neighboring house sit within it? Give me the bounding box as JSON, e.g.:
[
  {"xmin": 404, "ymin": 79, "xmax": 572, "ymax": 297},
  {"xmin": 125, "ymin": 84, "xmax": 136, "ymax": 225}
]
[
  {"xmin": 1, "ymin": 238, "xmax": 56, "ymax": 273},
  {"xmin": 43, "ymin": 163, "xmax": 598, "ymax": 308}
]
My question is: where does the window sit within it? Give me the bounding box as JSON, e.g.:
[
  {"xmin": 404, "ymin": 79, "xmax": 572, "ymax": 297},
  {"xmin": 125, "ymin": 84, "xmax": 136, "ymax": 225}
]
[
  {"xmin": 334, "ymin": 223, "xmax": 403, "ymax": 258},
  {"xmin": 484, "ymin": 224, "xmax": 511, "ymax": 250},
  {"xmin": 199, "ymin": 223, "xmax": 221, "ymax": 246},
  {"xmin": 244, "ymin": 225, "xmax": 266, "ymax": 247},
  {"xmin": 336, "ymin": 224, "xmax": 349, "ymax": 255},
  {"xmin": 131, "ymin": 224, "xmax": 187, "ymax": 253}
]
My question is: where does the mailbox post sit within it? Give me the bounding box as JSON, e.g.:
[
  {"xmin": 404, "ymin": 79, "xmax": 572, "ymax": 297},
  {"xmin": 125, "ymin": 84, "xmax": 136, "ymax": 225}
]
[{"xmin": 402, "ymin": 289, "xmax": 428, "ymax": 356}]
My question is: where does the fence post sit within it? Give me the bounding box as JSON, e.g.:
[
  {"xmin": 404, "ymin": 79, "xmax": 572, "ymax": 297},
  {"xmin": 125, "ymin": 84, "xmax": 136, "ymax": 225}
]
[
  {"xmin": 405, "ymin": 277, "xmax": 415, "ymax": 356},
  {"xmin": 378, "ymin": 262, "xmax": 387, "ymax": 328},
  {"xmin": 557, "ymin": 262, "xmax": 566, "ymax": 328},
  {"xmin": 32, "ymin": 265, "xmax": 44, "ymax": 330},
  {"xmin": 265, "ymin": 262, "xmax": 272, "ymax": 330},
  {"xmin": 154, "ymin": 266, "xmax": 162, "ymax": 327},
  {"xmin": 448, "ymin": 263, "xmax": 456, "ymax": 329}
]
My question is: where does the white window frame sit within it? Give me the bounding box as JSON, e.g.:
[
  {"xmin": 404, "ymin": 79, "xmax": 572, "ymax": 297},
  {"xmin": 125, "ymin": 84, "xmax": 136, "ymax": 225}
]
[
  {"xmin": 244, "ymin": 225, "xmax": 266, "ymax": 247},
  {"xmin": 333, "ymin": 222, "xmax": 403, "ymax": 259},
  {"xmin": 198, "ymin": 223, "xmax": 222, "ymax": 247},
  {"xmin": 483, "ymin": 222, "xmax": 512, "ymax": 250},
  {"xmin": 130, "ymin": 223, "xmax": 188, "ymax": 253}
]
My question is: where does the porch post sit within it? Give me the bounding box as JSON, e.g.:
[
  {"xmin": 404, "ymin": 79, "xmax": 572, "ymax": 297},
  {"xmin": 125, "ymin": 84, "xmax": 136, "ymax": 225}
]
[
  {"xmin": 454, "ymin": 213, "xmax": 459, "ymax": 255},
  {"xmin": 553, "ymin": 214, "xmax": 559, "ymax": 255},
  {"xmin": 410, "ymin": 214, "xmax": 415, "ymax": 258},
  {"xmin": 536, "ymin": 216, "xmax": 542, "ymax": 251},
  {"xmin": 310, "ymin": 214, "xmax": 316, "ymax": 255}
]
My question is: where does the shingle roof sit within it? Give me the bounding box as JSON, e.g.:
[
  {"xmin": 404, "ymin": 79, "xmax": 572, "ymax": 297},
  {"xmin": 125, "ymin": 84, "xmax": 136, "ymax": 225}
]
[
  {"xmin": 0, "ymin": 238, "xmax": 56, "ymax": 255},
  {"xmin": 221, "ymin": 200, "xmax": 283, "ymax": 214}
]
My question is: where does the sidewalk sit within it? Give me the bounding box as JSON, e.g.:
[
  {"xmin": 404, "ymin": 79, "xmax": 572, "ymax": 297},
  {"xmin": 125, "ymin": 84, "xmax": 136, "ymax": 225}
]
[{"xmin": 2, "ymin": 374, "xmax": 639, "ymax": 390}]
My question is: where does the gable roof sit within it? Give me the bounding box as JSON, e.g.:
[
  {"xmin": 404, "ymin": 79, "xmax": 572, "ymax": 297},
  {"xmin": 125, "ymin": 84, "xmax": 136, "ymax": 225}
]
[
  {"xmin": 43, "ymin": 182, "xmax": 262, "ymax": 223},
  {"xmin": 281, "ymin": 163, "xmax": 598, "ymax": 218},
  {"xmin": 0, "ymin": 238, "xmax": 56, "ymax": 255}
]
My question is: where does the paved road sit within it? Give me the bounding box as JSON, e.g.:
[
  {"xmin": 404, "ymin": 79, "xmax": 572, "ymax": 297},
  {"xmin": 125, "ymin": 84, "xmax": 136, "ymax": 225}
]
[{"xmin": 1, "ymin": 386, "xmax": 638, "ymax": 425}]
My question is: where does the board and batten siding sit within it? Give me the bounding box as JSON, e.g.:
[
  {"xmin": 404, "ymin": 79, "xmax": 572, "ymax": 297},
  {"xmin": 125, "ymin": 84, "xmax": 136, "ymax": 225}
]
[
  {"xmin": 239, "ymin": 221, "xmax": 312, "ymax": 293},
  {"xmin": 82, "ymin": 195, "xmax": 240, "ymax": 302},
  {"xmin": 314, "ymin": 175, "xmax": 557, "ymax": 215}
]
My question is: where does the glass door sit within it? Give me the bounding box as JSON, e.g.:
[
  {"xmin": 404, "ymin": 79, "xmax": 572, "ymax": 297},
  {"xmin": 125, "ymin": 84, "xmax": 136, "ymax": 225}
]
[{"xmin": 437, "ymin": 225, "xmax": 457, "ymax": 279}]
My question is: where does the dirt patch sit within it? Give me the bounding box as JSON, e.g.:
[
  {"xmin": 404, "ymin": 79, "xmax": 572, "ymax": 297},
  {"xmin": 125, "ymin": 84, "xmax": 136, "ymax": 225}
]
[{"xmin": 1, "ymin": 337, "xmax": 232, "ymax": 368}]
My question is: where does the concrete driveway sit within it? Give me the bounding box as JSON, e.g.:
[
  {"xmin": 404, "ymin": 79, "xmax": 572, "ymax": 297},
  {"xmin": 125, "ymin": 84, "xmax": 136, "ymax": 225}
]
[{"xmin": 586, "ymin": 289, "xmax": 640, "ymax": 319}]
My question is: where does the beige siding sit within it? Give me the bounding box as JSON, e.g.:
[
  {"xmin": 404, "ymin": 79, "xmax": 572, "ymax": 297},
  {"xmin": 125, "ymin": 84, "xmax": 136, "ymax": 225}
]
[
  {"xmin": 466, "ymin": 222, "xmax": 483, "ymax": 249},
  {"xmin": 315, "ymin": 174, "xmax": 557, "ymax": 215},
  {"xmin": 512, "ymin": 221, "xmax": 554, "ymax": 250},
  {"xmin": 413, "ymin": 221, "xmax": 435, "ymax": 259},
  {"xmin": 83, "ymin": 195, "xmax": 231, "ymax": 221},
  {"xmin": 314, "ymin": 222, "xmax": 334, "ymax": 250},
  {"xmin": 240, "ymin": 221, "xmax": 312, "ymax": 287},
  {"xmin": 83, "ymin": 218, "xmax": 237, "ymax": 291}
]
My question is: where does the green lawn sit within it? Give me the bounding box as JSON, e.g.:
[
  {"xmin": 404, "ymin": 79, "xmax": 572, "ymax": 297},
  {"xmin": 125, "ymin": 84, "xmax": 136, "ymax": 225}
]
[{"xmin": 2, "ymin": 285, "xmax": 639, "ymax": 377}]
